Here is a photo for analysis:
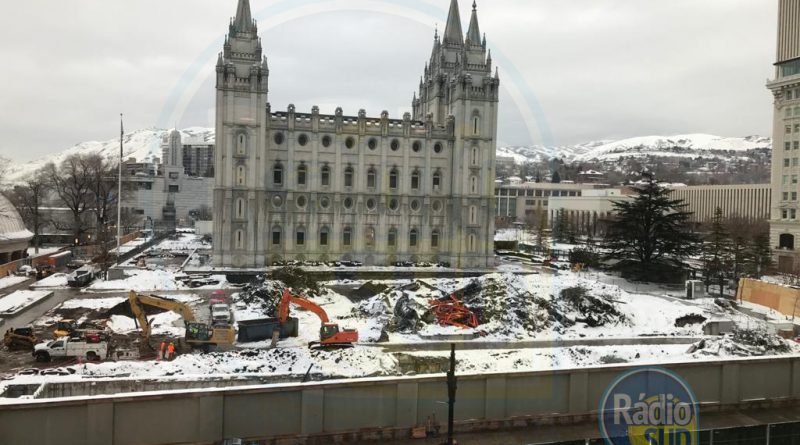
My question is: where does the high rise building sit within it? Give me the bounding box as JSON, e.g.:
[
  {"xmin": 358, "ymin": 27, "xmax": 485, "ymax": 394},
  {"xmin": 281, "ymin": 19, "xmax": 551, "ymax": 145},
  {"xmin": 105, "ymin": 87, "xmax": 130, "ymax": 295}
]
[
  {"xmin": 212, "ymin": 0, "xmax": 499, "ymax": 268},
  {"xmin": 769, "ymin": 0, "xmax": 800, "ymax": 272}
]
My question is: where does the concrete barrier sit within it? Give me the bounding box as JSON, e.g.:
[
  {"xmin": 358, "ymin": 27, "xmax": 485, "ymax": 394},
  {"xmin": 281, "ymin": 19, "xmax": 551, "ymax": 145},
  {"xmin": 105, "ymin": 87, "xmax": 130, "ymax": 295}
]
[{"xmin": 2, "ymin": 355, "xmax": 800, "ymax": 444}]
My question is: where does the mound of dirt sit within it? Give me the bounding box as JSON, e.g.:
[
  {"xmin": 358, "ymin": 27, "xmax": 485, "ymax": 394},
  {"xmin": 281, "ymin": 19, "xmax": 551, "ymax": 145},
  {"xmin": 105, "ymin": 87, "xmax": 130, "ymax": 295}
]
[
  {"xmin": 675, "ymin": 314, "xmax": 707, "ymax": 328},
  {"xmin": 266, "ymin": 267, "xmax": 322, "ymax": 297},
  {"xmin": 236, "ymin": 280, "xmax": 284, "ymax": 317}
]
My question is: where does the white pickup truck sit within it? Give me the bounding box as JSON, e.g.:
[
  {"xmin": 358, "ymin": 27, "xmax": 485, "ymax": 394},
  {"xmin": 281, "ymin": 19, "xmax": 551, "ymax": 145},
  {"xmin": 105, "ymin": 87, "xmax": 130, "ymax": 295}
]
[{"xmin": 33, "ymin": 337, "xmax": 108, "ymax": 362}]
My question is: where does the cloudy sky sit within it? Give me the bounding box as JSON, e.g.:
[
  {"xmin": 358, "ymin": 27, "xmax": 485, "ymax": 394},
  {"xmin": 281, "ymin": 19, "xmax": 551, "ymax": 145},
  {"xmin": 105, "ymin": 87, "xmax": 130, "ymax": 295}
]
[{"xmin": 0, "ymin": 0, "xmax": 779, "ymax": 162}]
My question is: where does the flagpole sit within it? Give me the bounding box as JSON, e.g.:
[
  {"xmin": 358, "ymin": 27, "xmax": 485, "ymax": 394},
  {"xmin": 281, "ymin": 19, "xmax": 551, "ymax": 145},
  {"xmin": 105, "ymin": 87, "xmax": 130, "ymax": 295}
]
[{"xmin": 117, "ymin": 113, "xmax": 123, "ymax": 260}]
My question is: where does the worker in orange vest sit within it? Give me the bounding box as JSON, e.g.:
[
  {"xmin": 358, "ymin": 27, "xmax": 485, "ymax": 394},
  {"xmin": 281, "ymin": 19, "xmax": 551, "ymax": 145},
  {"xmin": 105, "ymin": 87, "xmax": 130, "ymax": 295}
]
[
  {"xmin": 167, "ymin": 342, "xmax": 176, "ymax": 361},
  {"xmin": 158, "ymin": 341, "xmax": 166, "ymax": 361}
]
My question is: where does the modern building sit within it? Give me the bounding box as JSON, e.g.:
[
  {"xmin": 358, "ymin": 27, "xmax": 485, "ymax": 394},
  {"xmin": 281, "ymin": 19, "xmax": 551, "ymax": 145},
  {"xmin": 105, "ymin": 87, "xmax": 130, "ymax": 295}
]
[
  {"xmin": 548, "ymin": 189, "xmax": 630, "ymax": 238},
  {"xmin": 495, "ymin": 182, "xmax": 607, "ymax": 224},
  {"xmin": 768, "ymin": 0, "xmax": 800, "ymax": 272},
  {"xmin": 212, "ymin": 0, "xmax": 500, "ymax": 268},
  {"xmin": 124, "ymin": 129, "xmax": 214, "ymax": 228},
  {"xmin": 670, "ymin": 184, "xmax": 772, "ymax": 224},
  {"xmin": 0, "ymin": 194, "xmax": 33, "ymax": 264}
]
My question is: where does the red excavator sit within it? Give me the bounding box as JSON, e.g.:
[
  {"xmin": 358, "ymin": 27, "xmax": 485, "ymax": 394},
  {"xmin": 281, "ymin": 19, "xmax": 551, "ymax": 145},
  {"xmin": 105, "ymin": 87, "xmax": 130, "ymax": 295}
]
[{"xmin": 278, "ymin": 289, "xmax": 358, "ymax": 348}]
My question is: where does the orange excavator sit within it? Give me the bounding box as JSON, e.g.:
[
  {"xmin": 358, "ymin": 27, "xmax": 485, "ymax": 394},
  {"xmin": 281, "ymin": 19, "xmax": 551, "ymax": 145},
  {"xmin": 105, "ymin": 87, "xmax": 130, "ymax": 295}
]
[{"xmin": 279, "ymin": 289, "xmax": 358, "ymax": 348}]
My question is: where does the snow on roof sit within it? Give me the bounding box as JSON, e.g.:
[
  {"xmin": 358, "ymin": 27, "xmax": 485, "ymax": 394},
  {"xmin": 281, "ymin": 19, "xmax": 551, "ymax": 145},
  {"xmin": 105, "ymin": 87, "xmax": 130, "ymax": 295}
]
[{"xmin": 0, "ymin": 194, "xmax": 33, "ymax": 243}]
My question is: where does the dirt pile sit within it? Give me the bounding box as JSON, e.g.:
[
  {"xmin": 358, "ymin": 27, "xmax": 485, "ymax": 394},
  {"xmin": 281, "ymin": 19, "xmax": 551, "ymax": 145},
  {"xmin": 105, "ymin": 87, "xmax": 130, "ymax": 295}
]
[
  {"xmin": 690, "ymin": 328, "xmax": 794, "ymax": 357},
  {"xmin": 235, "ymin": 280, "xmax": 284, "ymax": 318},
  {"xmin": 265, "ymin": 267, "xmax": 323, "ymax": 297}
]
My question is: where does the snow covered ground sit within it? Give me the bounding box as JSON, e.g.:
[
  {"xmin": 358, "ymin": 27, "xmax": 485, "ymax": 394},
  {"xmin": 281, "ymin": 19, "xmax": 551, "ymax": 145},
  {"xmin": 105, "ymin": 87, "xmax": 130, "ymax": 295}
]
[
  {"xmin": 152, "ymin": 232, "xmax": 210, "ymax": 252},
  {"xmin": 87, "ymin": 269, "xmax": 230, "ymax": 292},
  {"xmin": 0, "ymin": 275, "xmax": 29, "ymax": 292},
  {"xmin": 2, "ymin": 269, "xmax": 798, "ymax": 392},
  {"xmin": 0, "ymin": 290, "xmax": 52, "ymax": 315},
  {"xmin": 30, "ymin": 273, "xmax": 69, "ymax": 289}
]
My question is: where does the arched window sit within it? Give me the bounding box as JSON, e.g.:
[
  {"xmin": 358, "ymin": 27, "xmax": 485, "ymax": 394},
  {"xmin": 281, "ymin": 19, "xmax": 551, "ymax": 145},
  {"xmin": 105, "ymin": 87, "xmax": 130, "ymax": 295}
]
[
  {"xmin": 271, "ymin": 227, "xmax": 282, "ymax": 246},
  {"xmin": 409, "ymin": 229, "xmax": 418, "ymax": 248},
  {"xmin": 296, "ymin": 227, "xmax": 306, "ymax": 247},
  {"xmin": 297, "ymin": 164, "xmax": 307, "ymax": 186},
  {"xmin": 470, "ymin": 176, "xmax": 478, "ymax": 194},
  {"xmin": 472, "ymin": 116, "xmax": 480, "ymax": 135},
  {"xmin": 273, "ymin": 164, "xmax": 283, "ymax": 186},
  {"xmin": 411, "ymin": 170, "xmax": 421, "ymax": 190},
  {"xmin": 469, "ymin": 206, "xmax": 478, "ymax": 225},
  {"xmin": 431, "ymin": 230, "xmax": 440, "ymax": 249},
  {"xmin": 235, "ymin": 230, "xmax": 244, "ymax": 249},
  {"xmin": 235, "ymin": 198, "xmax": 245, "ymax": 219},
  {"xmin": 344, "ymin": 166, "xmax": 354, "ymax": 188},
  {"xmin": 237, "ymin": 165, "xmax": 246, "ymax": 186},
  {"xmin": 432, "ymin": 171, "xmax": 442, "ymax": 191},
  {"xmin": 237, "ymin": 133, "xmax": 246, "ymax": 155},
  {"xmin": 343, "ymin": 227, "xmax": 353, "ymax": 247},
  {"xmin": 389, "ymin": 168, "xmax": 399, "ymax": 189},
  {"xmin": 388, "ymin": 228, "xmax": 397, "ymax": 248},
  {"xmin": 468, "ymin": 234, "xmax": 477, "ymax": 252},
  {"xmin": 321, "ymin": 165, "xmax": 331, "ymax": 187},
  {"xmin": 367, "ymin": 168, "xmax": 377, "ymax": 189},
  {"xmin": 319, "ymin": 227, "xmax": 330, "ymax": 247},
  {"xmin": 471, "ymin": 147, "xmax": 478, "ymax": 166},
  {"xmin": 365, "ymin": 227, "xmax": 376, "ymax": 247}
]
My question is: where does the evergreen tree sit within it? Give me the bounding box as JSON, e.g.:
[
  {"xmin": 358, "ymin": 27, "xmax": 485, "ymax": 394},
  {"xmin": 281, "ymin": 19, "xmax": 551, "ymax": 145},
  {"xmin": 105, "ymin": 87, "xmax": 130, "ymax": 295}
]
[
  {"xmin": 551, "ymin": 170, "xmax": 561, "ymax": 184},
  {"xmin": 553, "ymin": 209, "xmax": 567, "ymax": 243},
  {"xmin": 603, "ymin": 180, "xmax": 700, "ymax": 280},
  {"xmin": 748, "ymin": 231, "xmax": 773, "ymax": 278},
  {"xmin": 701, "ymin": 207, "xmax": 732, "ymax": 298}
]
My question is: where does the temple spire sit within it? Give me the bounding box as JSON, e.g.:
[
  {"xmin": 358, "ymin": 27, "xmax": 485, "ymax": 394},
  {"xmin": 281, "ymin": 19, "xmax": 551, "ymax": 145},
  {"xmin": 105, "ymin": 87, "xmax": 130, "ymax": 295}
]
[
  {"xmin": 466, "ymin": 1, "xmax": 481, "ymax": 46},
  {"xmin": 233, "ymin": 0, "xmax": 253, "ymax": 33},
  {"xmin": 443, "ymin": 0, "xmax": 464, "ymax": 45}
]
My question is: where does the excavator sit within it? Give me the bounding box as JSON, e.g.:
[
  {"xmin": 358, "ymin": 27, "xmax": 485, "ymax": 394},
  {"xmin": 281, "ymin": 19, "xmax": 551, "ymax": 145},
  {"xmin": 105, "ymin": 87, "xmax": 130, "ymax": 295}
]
[
  {"xmin": 127, "ymin": 291, "xmax": 236, "ymax": 352},
  {"xmin": 278, "ymin": 289, "xmax": 358, "ymax": 348}
]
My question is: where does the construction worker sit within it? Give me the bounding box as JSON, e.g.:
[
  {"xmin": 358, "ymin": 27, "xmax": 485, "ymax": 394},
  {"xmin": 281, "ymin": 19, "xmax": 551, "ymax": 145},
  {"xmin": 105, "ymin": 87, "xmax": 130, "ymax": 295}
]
[
  {"xmin": 158, "ymin": 341, "xmax": 166, "ymax": 361},
  {"xmin": 167, "ymin": 342, "xmax": 176, "ymax": 361}
]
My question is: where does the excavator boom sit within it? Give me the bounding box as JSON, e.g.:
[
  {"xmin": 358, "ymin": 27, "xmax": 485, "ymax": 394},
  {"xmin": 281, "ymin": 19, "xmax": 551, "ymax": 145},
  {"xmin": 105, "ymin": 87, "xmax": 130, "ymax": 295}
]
[{"xmin": 279, "ymin": 289, "xmax": 358, "ymax": 347}]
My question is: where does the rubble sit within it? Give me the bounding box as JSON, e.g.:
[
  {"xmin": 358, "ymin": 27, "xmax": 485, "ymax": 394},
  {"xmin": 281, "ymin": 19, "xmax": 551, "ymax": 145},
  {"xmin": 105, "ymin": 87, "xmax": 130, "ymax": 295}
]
[
  {"xmin": 690, "ymin": 328, "xmax": 795, "ymax": 357},
  {"xmin": 675, "ymin": 314, "xmax": 708, "ymax": 328}
]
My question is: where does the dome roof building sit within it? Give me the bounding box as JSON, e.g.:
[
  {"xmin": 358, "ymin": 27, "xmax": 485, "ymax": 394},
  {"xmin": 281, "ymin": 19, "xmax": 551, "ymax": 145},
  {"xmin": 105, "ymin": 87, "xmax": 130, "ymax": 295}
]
[{"xmin": 0, "ymin": 194, "xmax": 32, "ymax": 264}]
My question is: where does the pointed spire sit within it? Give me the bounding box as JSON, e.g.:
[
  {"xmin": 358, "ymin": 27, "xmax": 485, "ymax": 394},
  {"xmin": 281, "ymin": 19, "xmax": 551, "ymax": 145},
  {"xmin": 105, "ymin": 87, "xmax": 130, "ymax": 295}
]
[
  {"xmin": 233, "ymin": 0, "xmax": 253, "ymax": 33},
  {"xmin": 434, "ymin": 24, "xmax": 439, "ymax": 41},
  {"xmin": 443, "ymin": 0, "xmax": 464, "ymax": 46},
  {"xmin": 466, "ymin": 1, "xmax": 481, "ymax": 46}
]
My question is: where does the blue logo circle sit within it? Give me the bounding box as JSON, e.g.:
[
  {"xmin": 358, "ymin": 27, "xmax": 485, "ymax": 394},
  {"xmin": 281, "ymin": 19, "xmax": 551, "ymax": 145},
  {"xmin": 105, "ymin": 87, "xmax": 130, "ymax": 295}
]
[{"xmin": 599, "ymin": 367, "xmax": 699, "ymax": 445}]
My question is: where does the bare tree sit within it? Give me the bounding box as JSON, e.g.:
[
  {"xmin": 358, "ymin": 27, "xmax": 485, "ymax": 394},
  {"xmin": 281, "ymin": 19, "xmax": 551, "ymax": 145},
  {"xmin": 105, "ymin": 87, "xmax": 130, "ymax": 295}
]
[
  {"xmin": 44, "ymin": 154, "xmax": 94, "ymax": 245},
  {"xmin": 6, "ymin": 169, "xmax": 51, "ymax": 253}
]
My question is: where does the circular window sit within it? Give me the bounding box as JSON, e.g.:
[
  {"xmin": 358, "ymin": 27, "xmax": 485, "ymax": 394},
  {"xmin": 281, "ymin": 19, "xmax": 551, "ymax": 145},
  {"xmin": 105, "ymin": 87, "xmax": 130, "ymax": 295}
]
[
  {"xmin": 274, "ymin": 132, "xmax": 285, "ymax": 145},
  {"xmin": 412, "ymin": 141, "xmax": 422, "ymax": 152},
  {"xmin": 432, "ymin": 200, "xmax": 443, "ymax": 212},
  {"xmin": 320, "ymin": 196, "xmax": 330, "ymax": 209},
  {"xmin": 366, "ymin": 198, "xmax": 377, "ymax": 211},
  {"xmin": 343, "ymin": 197, "xmax": 354, "ymax": 209},
  {"xmin": 410, "ymin": 200, "xmax": 421, "ymax": 212},
  {"xmin": 296, "ymin": 195, "xmax": 307, "ymax": 209},
  {"xmin": 322, "ymin": 135, "xmax": 332, "ymax": 148},
  {"xmin": 433, "ymin": 142, "xmax": 443, "ymax": 154},
  {"xmin": 345, "ymin": 137, "xmax": 355, "ymax": 149},
  {"xmin": 368, "ymin": 138, "xmax": 378, "ymax": 150},
  {"xmin": 390, "ymin": 139, "xmax": 400, "ymax": 151},
  {"xmin": 272, "ymin": 195, "xmax": 283, "ymax": 208},
  {"xmin": 389, "ymin": 199, "xmax": 399, "ymax": 211},
  {"xmin": 298, "ymin": 134, "xmax": 309, "ymax": 146}
]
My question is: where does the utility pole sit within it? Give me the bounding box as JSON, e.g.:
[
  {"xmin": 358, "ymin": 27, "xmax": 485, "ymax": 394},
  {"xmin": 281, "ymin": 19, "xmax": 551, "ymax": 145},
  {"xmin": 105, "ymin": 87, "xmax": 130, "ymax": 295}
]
[
  {"xmin": 444, "ymin": 343, "xmax": 457, "ymax": 445},
  {"xmin": 117, "ymin": 114, "xmax": 123, "ymax": 261}
]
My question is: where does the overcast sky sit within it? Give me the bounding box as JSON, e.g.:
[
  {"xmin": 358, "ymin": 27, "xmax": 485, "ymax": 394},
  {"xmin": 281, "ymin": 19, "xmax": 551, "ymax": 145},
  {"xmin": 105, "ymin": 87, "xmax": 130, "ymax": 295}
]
[{"xmin": 0, "ymin": 0, "xmax": 779, "ymax": 162}]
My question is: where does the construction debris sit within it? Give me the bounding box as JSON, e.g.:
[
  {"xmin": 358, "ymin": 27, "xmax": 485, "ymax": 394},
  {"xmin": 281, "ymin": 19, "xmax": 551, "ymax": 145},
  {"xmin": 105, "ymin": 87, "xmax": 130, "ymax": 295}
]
[{"xmin": 428, "ymin": 295, "xmax": 478, "ymax": 329}]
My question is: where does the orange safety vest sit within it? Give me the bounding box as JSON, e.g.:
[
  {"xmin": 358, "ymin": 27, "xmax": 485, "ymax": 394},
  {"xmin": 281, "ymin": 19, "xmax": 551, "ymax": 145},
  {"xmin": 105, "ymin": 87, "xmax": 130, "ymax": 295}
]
[{"xmin": 167, "ymin": 344, "xmax": 175, "ymax": 354}]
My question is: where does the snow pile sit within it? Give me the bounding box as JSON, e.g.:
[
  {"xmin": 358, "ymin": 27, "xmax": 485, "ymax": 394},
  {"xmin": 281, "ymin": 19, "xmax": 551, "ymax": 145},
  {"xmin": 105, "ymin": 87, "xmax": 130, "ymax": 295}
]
[
  {"xmin": 690, "ymin": 328, "xmax": 798, "ymax": 357},
  {"xmin": 0, "ymin": 290, "xmax": 51, "ymax": 315},
  {"xmin": 154, "ymin": 233, "xmax": 211, "ymax": 252},
  {"xmin": 107, "ymin": 312, "xmax": 185, "ymax": 337},
  {"xmin": 60, "ymin": 297, "xmax": 126, "ymax": 310}
]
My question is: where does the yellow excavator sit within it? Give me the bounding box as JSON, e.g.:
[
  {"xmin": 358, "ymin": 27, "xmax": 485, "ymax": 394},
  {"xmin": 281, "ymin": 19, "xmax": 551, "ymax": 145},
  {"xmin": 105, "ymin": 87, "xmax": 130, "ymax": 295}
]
[{"xmin": 127, "ymin": 291, "xmax": 235, "ymax": 352}]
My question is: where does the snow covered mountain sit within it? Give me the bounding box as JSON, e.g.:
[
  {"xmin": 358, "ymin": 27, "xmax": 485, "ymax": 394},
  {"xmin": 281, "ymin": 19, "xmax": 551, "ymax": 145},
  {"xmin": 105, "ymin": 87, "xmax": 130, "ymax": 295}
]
[
  {"xmin": 2, "ymin": 129, "xmax": 769, "ymax": 184},
  {"xmin": 3, "ymin": 127, "xmax": 214, "ymax": 184}
]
